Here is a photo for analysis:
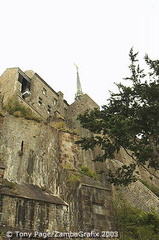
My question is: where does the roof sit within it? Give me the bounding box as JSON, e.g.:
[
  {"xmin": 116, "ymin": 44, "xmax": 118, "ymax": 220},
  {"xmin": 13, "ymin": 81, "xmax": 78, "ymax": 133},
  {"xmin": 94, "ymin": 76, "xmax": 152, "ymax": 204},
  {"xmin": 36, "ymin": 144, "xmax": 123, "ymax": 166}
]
[{"xmin": 1, "ymin": 181, "xmax": 67, "ymax": 206}]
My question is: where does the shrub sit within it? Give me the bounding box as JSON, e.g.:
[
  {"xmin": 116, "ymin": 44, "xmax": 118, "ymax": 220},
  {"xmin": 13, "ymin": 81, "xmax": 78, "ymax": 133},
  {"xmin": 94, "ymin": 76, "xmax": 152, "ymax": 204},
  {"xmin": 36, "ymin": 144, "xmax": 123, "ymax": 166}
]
[
  {"xmin": 4, "ymin": 97, "xmax": 40, "ymax": 122},
  {"xmin": 80, "ymin": 166, "xmax": 98, "ymax": 180},
  {"xmin": 114, "ymin": 199, "xmax": 159, "ymax": 240}
]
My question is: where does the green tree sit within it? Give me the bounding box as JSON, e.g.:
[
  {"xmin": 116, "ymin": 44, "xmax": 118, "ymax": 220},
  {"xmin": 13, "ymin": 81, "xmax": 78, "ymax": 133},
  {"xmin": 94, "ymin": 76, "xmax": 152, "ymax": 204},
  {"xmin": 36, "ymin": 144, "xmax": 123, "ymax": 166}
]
[
  {"xmin": 77, "ymin": 48, "xmax": 159, "ymax": 185},
  {"xmin": 114, "ymin": 200, "xmax": 159, "ymax": 240}
]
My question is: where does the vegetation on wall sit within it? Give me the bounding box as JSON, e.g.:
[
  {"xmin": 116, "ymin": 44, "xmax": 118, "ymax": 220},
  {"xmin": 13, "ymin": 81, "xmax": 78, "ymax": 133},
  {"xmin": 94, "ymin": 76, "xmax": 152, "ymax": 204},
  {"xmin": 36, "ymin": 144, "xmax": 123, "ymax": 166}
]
[
  {"xmin": 139, "ymin": 179, "xmax": 159, "ymax": 198},
  {"xmin": 4, "ymin": 97, "xmax": 40, "ymax": 122},
  {"xmin": 80, "ymin": 166, "xmax": 98, "ymax": 180},
  {"xmin": 68, "ymin": 174, "xmax": 81, "ymax": 185},
  {"xmin": 62, "ymin": 162, "xmax": 77, "ymax": 170},
  {"xmin": 0, "ymin": 112, "xmax": 4, "ymax": 117},
  {"xmin": 114, "ymin": 199, "xmax": 159, "ymax": 240},
  {"xmin": 51, "ymin": 121, "xmax": 78, "ymax": 134},
  {"xmin": 76, "ymin": 48, "xmax": 159, "ymax": 186}
]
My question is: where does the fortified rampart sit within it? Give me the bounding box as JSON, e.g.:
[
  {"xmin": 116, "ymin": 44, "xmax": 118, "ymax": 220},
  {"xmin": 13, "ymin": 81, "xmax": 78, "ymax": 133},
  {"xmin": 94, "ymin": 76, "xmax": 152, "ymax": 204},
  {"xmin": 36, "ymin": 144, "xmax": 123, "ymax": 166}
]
[
  {"xmin": 0, "ymin": 68, "xmax": 116, "ymax": 235},
  {"xmin": 0, "ymin": 67, "xmax": 159, "ymax": 237}
]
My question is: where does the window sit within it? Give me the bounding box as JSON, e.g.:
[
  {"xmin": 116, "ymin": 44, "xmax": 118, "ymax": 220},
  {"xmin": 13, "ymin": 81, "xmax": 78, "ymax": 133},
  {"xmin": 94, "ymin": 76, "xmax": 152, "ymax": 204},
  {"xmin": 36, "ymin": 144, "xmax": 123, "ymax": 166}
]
[
  {"xmin": 53, "ymin": 98, "xmax": 57, "ymax": 105},
  {"xmin": 18, "ymin": 73, "xmax": 31, "ymax": 99},
  {"xmin": 42, "ymin": 88, "xmax": 47, "ymax": 95},
  {"xmin": 38, "ymin": 97, "xmax": 42, "ymax": 106},
  {"xmin": 47, "ymin": 105, "xmax": 51, "ymax": 114},
  {"xmin": 21, "ymin": 141, "xmax": 24, "ymax": 152}
]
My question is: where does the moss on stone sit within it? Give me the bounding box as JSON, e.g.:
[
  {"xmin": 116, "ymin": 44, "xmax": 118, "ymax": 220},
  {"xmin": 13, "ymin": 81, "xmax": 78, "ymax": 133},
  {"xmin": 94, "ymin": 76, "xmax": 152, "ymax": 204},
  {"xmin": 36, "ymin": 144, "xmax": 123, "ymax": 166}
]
[
  {"xmin": 80, "ymin": 166, "xmax": 98, "ymax": 180},
  {"xmin": 68, "ymin": 174, "xmax": 81, "ymax": 185},
  {"xmin": 4, "ymin": 97, "xmax": 40, "ymax": 122}
]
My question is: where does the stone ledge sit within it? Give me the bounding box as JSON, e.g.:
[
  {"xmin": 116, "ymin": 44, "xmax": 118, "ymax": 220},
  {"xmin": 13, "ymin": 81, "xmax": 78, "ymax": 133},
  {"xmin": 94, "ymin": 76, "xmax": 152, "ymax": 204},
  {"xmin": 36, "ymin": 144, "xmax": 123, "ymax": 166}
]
[{"xmin": 1, "ymin": 182, "xmax": 67, "ymax": 206}]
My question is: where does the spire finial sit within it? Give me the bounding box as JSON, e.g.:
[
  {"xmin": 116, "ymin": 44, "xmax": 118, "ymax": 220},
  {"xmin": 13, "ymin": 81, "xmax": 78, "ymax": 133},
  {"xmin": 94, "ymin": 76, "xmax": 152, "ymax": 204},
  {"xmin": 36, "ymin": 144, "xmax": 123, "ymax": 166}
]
[{"xmin": 74, "ymin": 64, "xmax": 83, "ymax": 100}]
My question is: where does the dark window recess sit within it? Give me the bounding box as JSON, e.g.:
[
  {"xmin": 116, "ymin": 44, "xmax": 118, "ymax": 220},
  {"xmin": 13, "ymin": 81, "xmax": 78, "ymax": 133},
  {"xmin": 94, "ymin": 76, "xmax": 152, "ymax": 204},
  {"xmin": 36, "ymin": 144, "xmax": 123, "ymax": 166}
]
[
  {"xmin": 53, "ymin": 98, "xmax": 57, "ymax": 105},
  {"xmin": 18, "ymin": 74, "xmax": 31, "ymax": 94},
  {"xmin": 47, "ymin": 105, "xmax": 51, "ymax": 114},
  {"xmin": 21, "ymin": 141, "xmax": 24, "ymax": 151},
  {"xmin": 38, "ymin": 97, "xmax": 42, "ymax": 106},
  {"xmin": 42, "ymin": 88, "xmax": 47, "ymax": 95}
]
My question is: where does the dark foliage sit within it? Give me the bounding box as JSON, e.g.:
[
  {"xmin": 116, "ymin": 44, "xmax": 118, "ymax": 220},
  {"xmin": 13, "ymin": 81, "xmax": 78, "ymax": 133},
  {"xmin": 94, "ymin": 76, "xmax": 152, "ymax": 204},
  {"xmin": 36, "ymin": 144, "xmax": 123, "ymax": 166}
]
[{"xmin": 76, "ymin": 48, "xmax": 159, "ymax": 185}]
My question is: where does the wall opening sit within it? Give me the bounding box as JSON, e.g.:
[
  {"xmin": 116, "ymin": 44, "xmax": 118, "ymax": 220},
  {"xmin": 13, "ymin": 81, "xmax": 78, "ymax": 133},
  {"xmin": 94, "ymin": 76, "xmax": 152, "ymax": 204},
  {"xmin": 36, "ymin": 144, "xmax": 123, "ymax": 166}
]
[
  {"xmin": 21, "ymin": 141, "xmax": 24, "ymax": 152},
  {"xmin": 42, "ymin": 88, "xmax": 47, "ymax": 96},
  {"xmin": 47, "ymin": 105, "xmax": 51, "ymax": 114},
  {"xmin": 18, "ymin": 74, "xmax": 31, "ymax": 93},
  {"xmin": 38, "ymin": 97, "xmax": 42, "ymax": 106}
]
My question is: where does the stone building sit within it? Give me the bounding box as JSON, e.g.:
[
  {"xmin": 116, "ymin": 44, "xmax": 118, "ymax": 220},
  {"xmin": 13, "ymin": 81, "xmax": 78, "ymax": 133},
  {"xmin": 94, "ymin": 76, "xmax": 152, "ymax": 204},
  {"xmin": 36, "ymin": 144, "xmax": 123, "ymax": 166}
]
[
  {"xmin": 1, "ymin": 66, "xmax": 159, "ymax": 239},
  {"xmin": 0, "ymin": 67, "xmax": 117, "ymax": 237},
  {"xmin": 0, "ymin": 68, "xmax": 69, "ymax": 120}
]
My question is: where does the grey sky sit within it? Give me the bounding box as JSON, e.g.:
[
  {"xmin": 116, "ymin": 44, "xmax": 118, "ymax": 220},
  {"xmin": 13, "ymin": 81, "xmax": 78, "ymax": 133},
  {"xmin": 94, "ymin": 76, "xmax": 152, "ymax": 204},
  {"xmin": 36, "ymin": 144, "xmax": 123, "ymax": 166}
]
[{"xmin": 0, "ymin": 0, "xmax": 159, "ymax": 106}]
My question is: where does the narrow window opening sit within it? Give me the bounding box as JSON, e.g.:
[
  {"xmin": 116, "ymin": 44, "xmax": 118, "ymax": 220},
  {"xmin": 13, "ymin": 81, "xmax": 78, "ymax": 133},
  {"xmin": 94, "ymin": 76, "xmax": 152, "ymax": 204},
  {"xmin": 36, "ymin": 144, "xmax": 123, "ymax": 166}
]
[
  {"xmin": 47, "ymin": 105, "xmax": 51, "ymax": 114},
  {"xmin": 53, "ymin": 98, "xmax": 57, "ymax": 105},
  {"xmin": 42, "ymin": 88, "xmax": 47, "ymax": 96},
  {"xmin": 38, "ymin": 97, "xmax": 42, "ymax": 106},
  {"xmin": 21, "ymin": 141, "xmax": 24, "ymax": 152},
  {"xmin": 18, "ymin": 74, "xmax": 31, "ymax": 94}
]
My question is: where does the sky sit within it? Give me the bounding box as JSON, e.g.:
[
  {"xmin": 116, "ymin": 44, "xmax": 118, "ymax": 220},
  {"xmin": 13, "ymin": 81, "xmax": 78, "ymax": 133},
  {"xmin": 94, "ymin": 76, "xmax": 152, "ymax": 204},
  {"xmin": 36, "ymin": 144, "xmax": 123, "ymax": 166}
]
[{"xmin": 0, "ymin": 0, "xmax": 159, "ymax": 106}]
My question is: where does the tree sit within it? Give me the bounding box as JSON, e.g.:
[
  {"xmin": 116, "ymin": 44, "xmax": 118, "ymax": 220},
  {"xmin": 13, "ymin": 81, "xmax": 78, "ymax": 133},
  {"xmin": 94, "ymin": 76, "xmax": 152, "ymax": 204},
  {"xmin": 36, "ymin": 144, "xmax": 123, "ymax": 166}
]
[{"xmin": 76, "ymin": 48, "xmax": 159, "ymax": 186}]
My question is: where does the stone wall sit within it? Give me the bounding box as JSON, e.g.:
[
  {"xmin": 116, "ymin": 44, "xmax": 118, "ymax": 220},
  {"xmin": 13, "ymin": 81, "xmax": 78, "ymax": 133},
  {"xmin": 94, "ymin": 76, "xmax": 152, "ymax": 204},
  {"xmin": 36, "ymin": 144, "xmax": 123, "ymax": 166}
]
[
  {"xmin": 0, "ymin": 68, "xmax": 19, "ymax": 104},
  {"xmin": 67, "ymin": 94, "xmax": 99, "ymax": 135},
  {"xmin": 0, "ymin": 115, "xmax": 99, "ymax": 189},
  {"xmin": 0, "ymin": 113, "xmax": 116, "ymax": 233},
  {"xmin": 114, "ymin": 180, "xmax": 159, "ymax": 214},
  {"xmin": 24, "ymin": 72, "xmax": 69, "ymax": 119},
  {"xmin": 0, "ymin": 68, "xmax": 69, "ymax": 121},
  {"xmin": 79, "ymin": 184, "xmax": 116, "ymax": 231},
  {"xmin": 110, "ymin": 149, "xmax": 159, "ymax": 214},
  {"xmin": 1, "ymin": 195, "xmax": 68, "ymax": 232}
]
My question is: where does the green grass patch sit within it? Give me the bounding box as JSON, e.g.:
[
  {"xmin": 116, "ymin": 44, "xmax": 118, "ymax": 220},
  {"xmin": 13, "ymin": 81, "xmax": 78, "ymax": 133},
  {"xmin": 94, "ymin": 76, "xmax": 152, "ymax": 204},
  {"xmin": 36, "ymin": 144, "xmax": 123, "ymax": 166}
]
[
  {"xmin": 51, "ymin": 121, "xmax": 78, "ymax": 134},
  {"xmin": 0, "ymin": 112, "xmax": 4, "ymax": 117},
  {"xmin": 4, "ymin": 97, "xmax": 40, "ymax": 122},
  {"xmin": 80, "ymin": 166, "xmax": 98, "ymax": 180},
  {"xmin": 68, "ymin": 174, "xmax": 81, "ymax": 185}
]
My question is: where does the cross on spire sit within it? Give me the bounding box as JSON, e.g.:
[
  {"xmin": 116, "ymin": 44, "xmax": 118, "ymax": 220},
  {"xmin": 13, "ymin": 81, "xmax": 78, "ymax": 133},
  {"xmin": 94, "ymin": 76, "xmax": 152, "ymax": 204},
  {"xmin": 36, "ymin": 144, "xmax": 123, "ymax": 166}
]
[{"xmin": 74, "ymin": 64, "xmax": 83, "ymax": 100}]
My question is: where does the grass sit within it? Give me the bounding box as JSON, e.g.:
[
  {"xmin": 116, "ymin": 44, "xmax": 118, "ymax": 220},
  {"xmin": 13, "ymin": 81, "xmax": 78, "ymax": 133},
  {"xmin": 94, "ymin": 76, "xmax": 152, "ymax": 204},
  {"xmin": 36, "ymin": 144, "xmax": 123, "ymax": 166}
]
[
  {"xmin": 80, "ymin": 166, "xmax": 98, "ymax": 180},
  {"xmin": 4, "ymin": 97, "xmax": 40, "ymax": 122},
  {"xmin": 51, "ymin": 121, "xmax": 78, "ymax": 134},
  {"xmin": 62, "ymin": 163, "xmax": 77, "ymax": 170},
  {"xmin": 0, "ymin": 112, "xmax": 4, "ymax": 117},
  {"xmin": 68, "ymin": 174, "xmax": 81, "ymax": 185}
]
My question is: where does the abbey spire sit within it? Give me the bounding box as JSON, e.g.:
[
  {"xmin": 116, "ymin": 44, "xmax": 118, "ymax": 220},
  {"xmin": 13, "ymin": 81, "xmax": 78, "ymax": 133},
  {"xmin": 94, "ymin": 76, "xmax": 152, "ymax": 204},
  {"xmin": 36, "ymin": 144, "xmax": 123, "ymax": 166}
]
[{"xmin": 74, "ymin": 64, "xmax": 83, "ymax": 100}]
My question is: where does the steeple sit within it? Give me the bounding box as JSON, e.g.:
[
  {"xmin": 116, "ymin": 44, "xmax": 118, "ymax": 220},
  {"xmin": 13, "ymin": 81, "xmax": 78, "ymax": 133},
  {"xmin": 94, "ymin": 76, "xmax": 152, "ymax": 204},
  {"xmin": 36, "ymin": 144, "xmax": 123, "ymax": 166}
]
[{"xmin": 74, "ymin": 64, "xmax": 83, "ymax": 100}]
